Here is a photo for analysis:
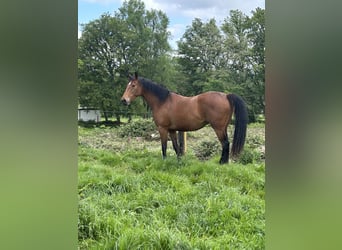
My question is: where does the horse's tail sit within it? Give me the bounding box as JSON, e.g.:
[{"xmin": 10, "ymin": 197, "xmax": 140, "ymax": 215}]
[{"xmin": 227, "ymin": 94, "xmax": 248, "ymax": 157}]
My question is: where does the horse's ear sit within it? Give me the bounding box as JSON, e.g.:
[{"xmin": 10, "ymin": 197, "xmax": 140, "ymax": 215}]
[
  {"xmin": 134, "ymin": 72, "xmax": 138, "ymax": 80},
  {"xmin": 127, "ymin": 73, "xmax": 133, "ymax": 80}
]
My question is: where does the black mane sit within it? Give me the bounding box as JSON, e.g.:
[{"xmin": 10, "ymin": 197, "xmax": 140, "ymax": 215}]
[{"xmin": 139, "ymin": 77, "xmax": 170, "ymax": 102}]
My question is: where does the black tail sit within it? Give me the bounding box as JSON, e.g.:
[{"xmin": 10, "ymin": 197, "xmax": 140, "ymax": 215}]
[{"xmin": 227, "ymin": 94, "xmax": 248, "ymax": 157}]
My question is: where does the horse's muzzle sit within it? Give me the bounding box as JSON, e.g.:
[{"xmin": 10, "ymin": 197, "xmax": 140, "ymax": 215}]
[{"xmin": 121, "ymin": 98, "xmax": 129, "ymax": 105}]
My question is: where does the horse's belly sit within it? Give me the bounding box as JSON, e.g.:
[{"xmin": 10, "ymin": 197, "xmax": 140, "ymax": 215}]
[{"xmin": 170, "ymin": 119, "xmax": 207, "ymax": 131}]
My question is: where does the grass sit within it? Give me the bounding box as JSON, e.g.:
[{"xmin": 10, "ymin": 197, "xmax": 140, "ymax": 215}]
[{"xmin": 78, "ymin": 122, "xmax": 265, "ymax": 249}]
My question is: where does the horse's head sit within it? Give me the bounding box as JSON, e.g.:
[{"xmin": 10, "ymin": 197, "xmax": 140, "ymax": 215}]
[{"xmin": 121, "ymin": 72, "xmax": 143, "ymax": 105}]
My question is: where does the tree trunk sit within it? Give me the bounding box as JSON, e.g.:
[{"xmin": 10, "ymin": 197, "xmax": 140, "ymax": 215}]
[
  {"xmin": 103, "ymin": 111, "xmax": 109, "ymax": 122},
  {"xmin": 101, "ymin": 101, "xmax": 109, "ymax": 122}
]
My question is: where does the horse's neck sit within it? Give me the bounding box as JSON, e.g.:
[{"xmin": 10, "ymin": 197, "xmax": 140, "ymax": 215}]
[{"xmin": 142, "ymin": 91, "xmax": 162, "ymax": 111}]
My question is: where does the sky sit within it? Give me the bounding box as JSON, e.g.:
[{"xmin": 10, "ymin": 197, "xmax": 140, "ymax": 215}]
[{"xmin": 78, "ymin": 0, "xmax": 265, "ymax": 49}]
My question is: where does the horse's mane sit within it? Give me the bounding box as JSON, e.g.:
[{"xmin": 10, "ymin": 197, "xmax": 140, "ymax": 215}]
[{"xmin": 139, "ymin": 77, "xmax": 170, "ymax": 102}]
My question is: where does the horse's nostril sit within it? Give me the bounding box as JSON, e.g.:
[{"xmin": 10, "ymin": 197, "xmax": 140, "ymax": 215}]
[{"xmin": 121, "ymin": 99, "xmax": 127, "ymax": 105}]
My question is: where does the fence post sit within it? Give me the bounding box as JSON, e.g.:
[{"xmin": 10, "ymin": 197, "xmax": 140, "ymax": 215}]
[{"xmin": 178, "ymin": 131, "xmax": 187, "ymax": 155}]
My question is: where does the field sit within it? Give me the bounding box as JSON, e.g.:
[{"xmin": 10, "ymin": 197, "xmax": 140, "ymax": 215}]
[{"xmin": 78, "ymin": 119, "xmax": 265, "ymax": 249}]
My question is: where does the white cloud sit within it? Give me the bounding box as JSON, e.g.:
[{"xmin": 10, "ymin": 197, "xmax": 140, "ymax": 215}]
[
  {"xmin": 143, "ymin": 0, "xmax": 264, "ymax": 19},
  {"xmin": 144, "ymin": 0, "xmax": 180, "ymax": 12},
  {"xmin": 144, "ymin": 0, "xmax": 264, "ymax": 49}
]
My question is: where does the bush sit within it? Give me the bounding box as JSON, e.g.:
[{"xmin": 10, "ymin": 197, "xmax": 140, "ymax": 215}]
[
  {"xmin": 243, "ymin": 125, "xmax": 265, "ymax": 163},
  {"xmin": 256, "ymin": 114, "xmax": 265, "ymax": 123},
  {"xmin": 118, "ymin": 118, "xmax": 157, "ymax": 139},
  {"xmin": 194, "ymin": 140, "xmax": 220, "ymax": 161},
  {"xmin": 236, "ymin": 147, "xmax": 260, "ymax": 164}
]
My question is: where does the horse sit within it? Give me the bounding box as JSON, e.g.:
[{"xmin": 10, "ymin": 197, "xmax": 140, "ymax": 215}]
[{"xmin": 121, "ymin": 72, "xmax": 248, "ymax": 164}]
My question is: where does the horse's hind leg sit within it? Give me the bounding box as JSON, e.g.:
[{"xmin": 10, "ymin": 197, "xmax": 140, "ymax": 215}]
[
  {"xmin": 221, "ymin": 134, "xmax": 230, "ymax": 164},
  {"xmin": 169, "ymin": 130, "xmax": 181, "ymax": 157},
  {"xmin": 178, "ymin": 131, "xmax": 185, "ymax": 156},
  {"xmin": 214, "ymin": 128, "xmax": 230, "ymax": 164}
]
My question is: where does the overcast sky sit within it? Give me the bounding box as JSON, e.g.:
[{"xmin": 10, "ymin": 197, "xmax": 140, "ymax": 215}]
[{"xmin": 78, "ymin": 0, "xmax": 265, "ymax": 49}]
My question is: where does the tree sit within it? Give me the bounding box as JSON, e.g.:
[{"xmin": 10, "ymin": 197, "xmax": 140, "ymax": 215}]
[
  {"xmin": 221, "ymin": 9, "xmax": 265, "ymax": 121},
  {"xmin": 78, "ymin": 0, "xmax": 172, "ymax": 121},
  {"xmin": 177, "ymin": 18, "xmax": 223, "ymax": 96},
  {"xmin": 78, "ymin": 13, "xmax": 126, "ymax": 121},
  {"xmin": 115, "ymin": 0, "xmax": 171, "ymax": 115},
  {"xmin": 221, "ymin": 10, "xmax": 250, "ymax": 85},
  {"xmin": 246, "ymin": 8, "xmax": 265, "ymax": 120}
]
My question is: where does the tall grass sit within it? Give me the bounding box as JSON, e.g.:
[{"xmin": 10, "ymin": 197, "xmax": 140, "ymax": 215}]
[{"xmin": 78, "ymin": 135, "xmax": 265, "ymax": 249}]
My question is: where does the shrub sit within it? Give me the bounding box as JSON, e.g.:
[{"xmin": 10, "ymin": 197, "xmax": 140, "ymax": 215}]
[
  {"xmin": 117, "ymin": 118, "xmax": 157, "ymax": 139},
  {"xmin": 246, "ymin": 133, "xmax": 265, "ymax": 149},
  {"xmin": 256, "ymin": 114, "xmax": 265, "ymax": 123},
  {"xmin": 236, "ymin": 147, "xmax": 260, "ymax": 164},
  {"xmin": 194, "ymin": 140, "xmax": 220, "ymax": 161}
]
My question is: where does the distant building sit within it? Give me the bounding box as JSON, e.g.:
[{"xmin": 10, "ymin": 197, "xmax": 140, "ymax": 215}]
[{"xmin": 78, "ymin": 107, "xmax": 101, "ymax": 122}]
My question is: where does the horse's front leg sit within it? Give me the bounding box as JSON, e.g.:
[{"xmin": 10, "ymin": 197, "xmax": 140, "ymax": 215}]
[
  {"xmin": 158, "ymin": 127, "xmax": 168, "ymax": 159},
  {"xmin": 169, "ymin": 130, "xmax": 180, "ymax": 157}
]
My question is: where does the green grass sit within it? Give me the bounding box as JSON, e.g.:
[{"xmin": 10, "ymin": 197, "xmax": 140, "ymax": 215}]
[{"xmin": 78, "ymin": 123, "xmax": 265, "ymax": 249}]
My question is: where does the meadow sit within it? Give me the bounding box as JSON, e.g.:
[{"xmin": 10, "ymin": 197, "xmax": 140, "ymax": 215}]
[{"xmin": 78, "ymin": 119, "xmax": 265, "ymax": 249}]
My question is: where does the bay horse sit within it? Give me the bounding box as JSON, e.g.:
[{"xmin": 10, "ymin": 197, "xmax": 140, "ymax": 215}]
[{"xmin": 121, "ymin": 72, "xmax": 248, "ymax": 164}]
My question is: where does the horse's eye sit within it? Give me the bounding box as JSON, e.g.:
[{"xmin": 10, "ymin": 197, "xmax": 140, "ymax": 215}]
[{"xmin": 131, "ymin": 84, "xmax": 135, "ymax": 88}]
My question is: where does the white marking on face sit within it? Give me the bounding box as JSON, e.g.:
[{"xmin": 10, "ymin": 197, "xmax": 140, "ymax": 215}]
[{"xmin": 128, "ymin": 81, "xmax": 132, "ymax": 86}]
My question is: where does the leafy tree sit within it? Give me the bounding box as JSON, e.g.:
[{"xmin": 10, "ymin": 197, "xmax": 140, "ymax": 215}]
[
  {"xmin": 177, "ymin": 18, "xmax": 223, "ymax": 95},
  {"xmin": 78, "ymin": 13, "xmax": 124, "ymax": 121},
  {"xmin": 115, "ymin": 0, "xmax": 171, "ymax": 115},
  {"xmin": 78, "ymin": 0, "xmax": 171, "ymax": 121},
  {"xmin": 246, "ymin": 8, "xmax": 265, "ymax": 120},
  {"xmin": 222, "ymin": 9, "xmax": 265, "ymax": 121},
  {"xmin": 221, "ymin": 10, "xmax": 250, "ymax": 85}
]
